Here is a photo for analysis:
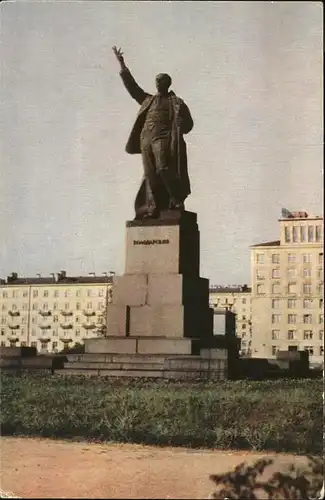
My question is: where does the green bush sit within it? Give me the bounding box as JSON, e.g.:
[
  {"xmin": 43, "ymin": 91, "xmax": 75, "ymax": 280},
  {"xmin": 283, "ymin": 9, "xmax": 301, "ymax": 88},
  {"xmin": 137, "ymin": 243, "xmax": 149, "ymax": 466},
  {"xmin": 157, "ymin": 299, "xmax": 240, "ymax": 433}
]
[{"xmin": 0, "ymin": 375, "xmax": 322, "ymax": 455}]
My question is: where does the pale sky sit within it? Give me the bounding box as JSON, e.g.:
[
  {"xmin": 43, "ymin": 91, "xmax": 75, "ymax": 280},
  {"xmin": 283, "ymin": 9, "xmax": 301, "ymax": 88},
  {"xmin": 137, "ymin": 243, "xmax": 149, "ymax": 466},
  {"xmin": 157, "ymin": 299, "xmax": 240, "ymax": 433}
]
[{"xmin": 0, "ymin": 1, "xmax": 323, "ymax": 285}]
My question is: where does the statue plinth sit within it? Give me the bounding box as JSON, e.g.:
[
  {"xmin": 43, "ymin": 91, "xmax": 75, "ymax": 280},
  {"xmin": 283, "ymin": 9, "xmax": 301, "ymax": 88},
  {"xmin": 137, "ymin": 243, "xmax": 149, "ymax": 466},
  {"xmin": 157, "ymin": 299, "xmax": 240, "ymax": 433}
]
[{"xmin": 84, "ymin": 210, "xmax": 214, "ymax": 356}]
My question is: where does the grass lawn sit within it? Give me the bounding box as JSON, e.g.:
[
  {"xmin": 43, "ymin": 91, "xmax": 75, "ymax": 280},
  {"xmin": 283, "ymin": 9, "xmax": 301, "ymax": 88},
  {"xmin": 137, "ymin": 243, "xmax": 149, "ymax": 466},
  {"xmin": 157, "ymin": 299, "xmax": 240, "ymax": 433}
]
[{"xmin": 1, "ymin": 374, "xmax": 322, "ymax": 455}]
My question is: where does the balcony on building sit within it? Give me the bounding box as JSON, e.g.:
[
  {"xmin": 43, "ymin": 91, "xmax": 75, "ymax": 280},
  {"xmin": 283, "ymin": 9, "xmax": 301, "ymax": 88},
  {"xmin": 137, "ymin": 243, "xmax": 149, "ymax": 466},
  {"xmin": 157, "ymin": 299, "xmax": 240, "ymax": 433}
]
[
  {"xmin": 8, "ymin": 336, "xmax": 19, "ymax": 343},
  {"xmin": 60, "ymin": 310, "xmax": 73, "ymax": 316},
  {"xmin": 39, "ymin": 324, "xmax": 51, "ymax": 330},
  {"xmin": 8, "ymin": 310, "xmax": 20, "ymax": 317},
  {"xmin": 60, "ymin": 323, "xmax": 73, "ymax": 329},
  {"xmin": 83, "ymin": 310, "xmax": 96, "ymax": 317},
  {"xmin": 8, "ymin": 324, "xmax": 20, "ymax": 330},
  {"xmin": 39, "ymin": 310, "xmax": 52, "ymax": 317},
  {"xmin": 82, "ymin": 323, "xmax": 96, "ymax": 329}
]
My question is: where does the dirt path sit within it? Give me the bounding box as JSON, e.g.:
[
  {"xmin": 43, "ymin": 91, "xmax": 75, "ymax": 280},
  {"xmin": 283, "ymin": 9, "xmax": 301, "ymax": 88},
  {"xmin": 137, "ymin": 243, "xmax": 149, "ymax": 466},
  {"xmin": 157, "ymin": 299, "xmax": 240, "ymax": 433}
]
[{"xmin": 0, "ymin": 437, "xmax": 309, "ymax": 499}]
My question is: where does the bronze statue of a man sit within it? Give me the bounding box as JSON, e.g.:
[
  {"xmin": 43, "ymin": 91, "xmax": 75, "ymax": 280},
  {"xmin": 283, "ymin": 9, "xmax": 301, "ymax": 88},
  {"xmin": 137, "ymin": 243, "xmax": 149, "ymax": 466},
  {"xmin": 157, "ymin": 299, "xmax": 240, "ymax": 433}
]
[{"xmin": 112, "ymin": 46, "xmax": 194, "ymax": 220}]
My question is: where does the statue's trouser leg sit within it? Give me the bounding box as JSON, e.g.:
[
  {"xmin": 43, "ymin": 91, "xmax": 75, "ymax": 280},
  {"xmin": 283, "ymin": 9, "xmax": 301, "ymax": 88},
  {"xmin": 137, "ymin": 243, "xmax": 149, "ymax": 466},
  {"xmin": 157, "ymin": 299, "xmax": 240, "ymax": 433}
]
[
  {"xmin": 141, "ymin": 141, "xmax": 160, "ymax": 214},
  {"xmin": 151, "ymin": 138, "xmax": 181, "ymax": 206}
]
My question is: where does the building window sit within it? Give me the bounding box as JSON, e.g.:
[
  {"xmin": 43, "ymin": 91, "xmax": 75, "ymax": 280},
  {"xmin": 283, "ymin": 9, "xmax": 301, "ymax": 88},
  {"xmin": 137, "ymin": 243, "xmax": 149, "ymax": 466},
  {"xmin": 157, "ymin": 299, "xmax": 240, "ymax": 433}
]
[
  {"xmin": 22, "ymin": 316, "xmax": 27, "ymax": 324},
  {"xmin": 53, "ymin": 302, "xmax": 58, "ymax": 310},
  {"xmin": 272, "ymin": 314, "xmax": 281, "ymax": 324},
  {"xmin": 43, "ymin": 303, "xmax": 48, "ymax": 311},
  {"xmin": 87, "ymin": 302, "xmax": 93, "ymax": 309},
  {"xmin": 21, "ymin": 341, "xmax": 26, "ymax": 347},
  {"xmin": 43, "ymin": 290, "xmax": 49, "ymax": 297},
  {"xmin": 76, "ymin": 329, "xmax": 80, "ymax": 337},
  {"xmin": 303, "ymin": 284, "xmax": 312, "ymax": 294},
  {"xmin": 1, "ymin": 318, "xmax": 6, "ymax": 325},
  {"xmin": 303, "ymin": 314, "xmax": 312, "ymax": 324},
  {"xmin": 76, "ymin": 289, "xmax": 81, "ymax": 297},
  {"xmin": 22, "ymin": 290, "xmax": 28, "ymax": 297},
  {"xmin": 304, "ymin": 346, "xmax": 314, "ymax": 356},
  {"xmin": 319, "ymin": 298, "xmax": 323, "ymax": 308},
  {"xmin": 2, "ymin": 291, "xmax": 8, "ymax": 298},
  {"xmin": 31, "ymin": 341, "xmax": 37, "ymax": 348},
  {"xmin": 271, "ymin": 346, "xmax": 278, "ymax": 355},
  {"xmin": 303, "ymin": 299, "xmax": 313, "ymax": 309},
  {"xmin": 32, "ymin": 303, "xmax": 38, "ymax": 310},
  {"xmin": 33, "ymin": 290, "xmax": 38, "ymax": 298},
  {"xmin": 31, "ymin": 329, "xmax": 36, "ymax": 336},
  {"xmin": 76, "ymin": 302, "xmax": 81, "ymax": 310},
  {"xmin": 12, "ymin": 304, "xmax": 17, "ymax": 311},
  {"xmin": 317, "ymin": 268, "xmax": 323, "ymax": 279},
  {"xmin": 319, "ymin": 346, "xmax": 324, "ymax": 356},
  {"xmin": 53, "ymin": 315, "xmax": 59, "ymax": 323},
  {"xmin": 40, "ymin": 341, "xmax": 48, "ymax": 351},
  {"xmin": 22, "ymin": 303, "xmax": 28, "ymax": 310},
  {"xmin": 271, "ymin": 254, "xmax": 280, "ymax": 264},
  {"xmin": 288, "ymin": 283, "xmax": 297, "ymax": 294},
  {"xmin": 12, "ymin": 290, "xmax": 18, "ymax": 298},
  {"xmin": 300, "ymin": 226, "xmax": 307, "ymax": 242},
  {"xmin": 99, "ymin": 289, "xmax": 104, "ymax": 297},
  {"xmin": 64, "ymin": 290, "xmax": 69, "ymax": 297},
  {"xmin": 287, "ymin": 268, "xmax": 297, "ymax": 279},
  {"xmin": 256, "ymin": 269, "xmax": 265, "ymax": 280},
  {"xmin": 317, "ymin": 284, "xmax": 324, "ymax": 295},
  {"xmin": 52, "ymin": 341, "xmax": 58, "ymax": 350},
  {"xmin": 272, "ymin": 299, "xmax": 280, "ymax": 309},
  {"xmin": 284, "ymin": 227, "xmax": 291, "ymax": 243},
  {"xmin": 288, "ymin": 314, "xmax": 297, "ymax": 324},
  {"xmin": 64, "ymin": 303, "xmax": 69, "ymax": 310},
  {"xmin": 319, "ymin": 314, "xmax": 324, "ymax": 324},
  {"xmin": 318, "ymin": 253, "xmax": 323, "ymax": 265},
  {"xmin": 1, "ymin": 329, "xmax": 5, "ymax": 335},
  {"xmin": 302, "ymin": 253, "xmax": 312, "ymax": 264},
  {"xmin": 31, "ymin": 317, "xmax": 36, "ymax": 324},
  {"xmin": 1, "ymin": 304, "xmax": 5, "ymax": 311},
  {"xmin": 303, "ymin": 268, "xmax": 312, "ymax": 278},
  {"xmin": 256, "ymin": 253, "xmax": 265, "ymax": 264},
  {"xmin": 242, "ymin": 298, "xmax": 246, "ymax": 304},
  {"xmin": 287, "ymin": 299, "xmax": 296, "ymax": 309},
  {"xmin": 308, "ymin": 226, "xmax": 314, "ymax": 242},
  {"xmin": 287, "ymin": 330, "xmax": 296, "ymax": 340},
  {"xmin": 303, "ymin": 330, "xmax": 313, "ymax": 340},
  {"xmin": 271, "ymin": 330, "xmax": 280, "ymax": 340},
  {"xmin": 53, "ymin": 329, "xmax": 58, "ymax": 337},
  {"xmin": 87, "ymin": 289, "xmax": 92, "ymax": 297},
  {"xmin": 272, "ymin": 269, "xmax": 280, "ymax": 278},
  {"xmin": 315, "ymin": 225, "xmax": 322, "ymax": 242},
  {"xmin": 242, "ymin": 324, "xmax": 246, "ymax": 329},
  {"xmin": 288, "ymin": 253, "xmax": 296, "ymax": 263},
  {"xmin": 54, "ymin": 290, "xmax": 59, "ymax": 298},
  {"xmin": 292, "ymin": 226, "xmax": 298, "ymax": 242},
  {"xmin": 272, "ymin": 284, "xmax": 280, "ymax": 294}
]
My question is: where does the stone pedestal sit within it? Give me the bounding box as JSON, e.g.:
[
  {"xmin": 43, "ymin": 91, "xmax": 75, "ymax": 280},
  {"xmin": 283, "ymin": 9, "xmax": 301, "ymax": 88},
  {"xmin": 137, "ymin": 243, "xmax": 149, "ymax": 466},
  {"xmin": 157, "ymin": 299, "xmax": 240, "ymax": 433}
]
[{"xmin": 85, "ymin": 210, "xmax": 214, "ymax": 357}]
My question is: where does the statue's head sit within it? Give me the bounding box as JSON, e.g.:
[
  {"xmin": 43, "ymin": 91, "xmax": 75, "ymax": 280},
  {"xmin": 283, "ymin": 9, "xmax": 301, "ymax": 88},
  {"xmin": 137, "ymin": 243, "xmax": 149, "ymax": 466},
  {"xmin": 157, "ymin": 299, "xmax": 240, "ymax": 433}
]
[{"xmin": 155, "ymin": 73, "xmax": 172, "ymax": 94}]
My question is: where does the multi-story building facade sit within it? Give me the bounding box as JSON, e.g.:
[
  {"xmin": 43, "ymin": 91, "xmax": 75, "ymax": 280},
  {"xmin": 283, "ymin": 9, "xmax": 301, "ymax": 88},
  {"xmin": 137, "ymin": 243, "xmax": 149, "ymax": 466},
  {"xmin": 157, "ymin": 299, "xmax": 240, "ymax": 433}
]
[
  {"xmin": 0, "ymin": 271, "xmax": 113, "ymax": 353},
  {"xmin": 209, "ymin": 285, "xmax": 252, "ymax": 355},
  {"xmin": 251, "ymin": 210, "xmax": 324, "ymax": 366}
]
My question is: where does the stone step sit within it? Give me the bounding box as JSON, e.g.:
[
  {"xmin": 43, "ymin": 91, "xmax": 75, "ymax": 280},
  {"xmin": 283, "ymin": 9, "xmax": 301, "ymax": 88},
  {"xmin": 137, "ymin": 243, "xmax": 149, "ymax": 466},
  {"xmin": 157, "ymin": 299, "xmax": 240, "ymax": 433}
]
[
  {"xmin": 55, "ymin": 366, "xmax": 227, "ymax": 380},
  {"xmin": 67, "ymin": 353, "xmax": 167, "ymax": 364},
  {"xmin": 55, "ymin": 368, "xmax": 165, "ymax": 378},
  {"xmin": 64, "ymin": 361, "xmax": 167, "ymax": 371}
]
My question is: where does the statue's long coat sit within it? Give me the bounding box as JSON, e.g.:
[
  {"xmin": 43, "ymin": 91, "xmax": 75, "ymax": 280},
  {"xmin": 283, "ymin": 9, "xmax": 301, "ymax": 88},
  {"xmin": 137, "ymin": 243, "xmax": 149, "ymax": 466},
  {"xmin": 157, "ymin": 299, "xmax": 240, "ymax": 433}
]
[{"xmin": 119, "ymin": 68, "xmax": 194, "ymax": 214}]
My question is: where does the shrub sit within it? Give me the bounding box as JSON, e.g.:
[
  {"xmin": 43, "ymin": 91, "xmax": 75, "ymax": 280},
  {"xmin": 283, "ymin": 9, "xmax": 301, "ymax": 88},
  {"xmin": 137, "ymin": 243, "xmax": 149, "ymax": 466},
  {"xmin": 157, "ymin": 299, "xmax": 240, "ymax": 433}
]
[{"xmin": 208, "ymin": 456, "xmax": 324, "ymax": 499}]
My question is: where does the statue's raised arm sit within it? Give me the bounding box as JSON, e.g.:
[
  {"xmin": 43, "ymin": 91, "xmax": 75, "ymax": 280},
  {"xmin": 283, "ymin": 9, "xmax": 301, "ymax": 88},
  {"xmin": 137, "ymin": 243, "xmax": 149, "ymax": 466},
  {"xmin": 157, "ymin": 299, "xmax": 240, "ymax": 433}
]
[{"xmin": 112, "ymin": 46, "xmax": 148, "ymax": 105}]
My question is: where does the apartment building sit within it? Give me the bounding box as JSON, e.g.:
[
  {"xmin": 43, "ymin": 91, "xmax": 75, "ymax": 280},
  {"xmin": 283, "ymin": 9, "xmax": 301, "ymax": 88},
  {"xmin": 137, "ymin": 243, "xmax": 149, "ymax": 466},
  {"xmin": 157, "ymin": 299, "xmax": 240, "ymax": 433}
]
[
  {"xmin": 209, "ymin": 285, "xmax": 252, "ymax": 355},
  {"xmin": 250, "ymin": 210, "xmax": 324, "ymax": 366},
  {"xmin": 0, "ymin": 271, "xmax": 113, "ymax": 353}
]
